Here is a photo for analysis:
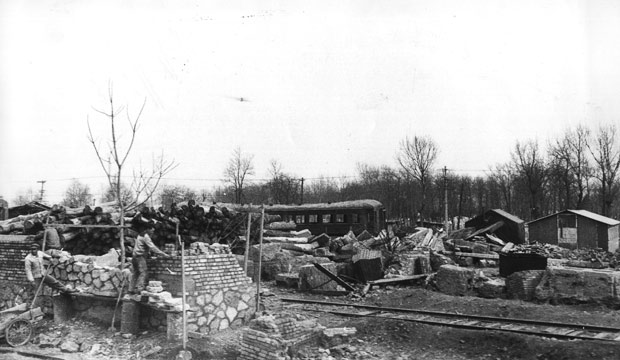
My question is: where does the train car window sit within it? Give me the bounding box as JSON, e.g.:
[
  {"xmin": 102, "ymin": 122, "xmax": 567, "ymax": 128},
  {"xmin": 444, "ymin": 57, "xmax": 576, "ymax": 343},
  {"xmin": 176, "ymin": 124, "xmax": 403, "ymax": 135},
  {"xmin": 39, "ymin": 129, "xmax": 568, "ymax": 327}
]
[
  {"xmin": 309, "ymin": 214, "xmax": 318, "ymax": 223},
  {"xmin": 322, "ymin": 214, "xmax": 331, "ymax": 223},
  {"xmin": 283, "ymin": 215, "xmax": 293, "ymax": 222},
  {"xmin": 295, "ymin": 215, "xmax": 305, "ymax": 224},
  {"xmin": 351, "ymin": 213, "xmax": 359, "ymax": 223},
  {"xmin": 335, "ymin": 214, "xmax": 345, "ymax": 223}
]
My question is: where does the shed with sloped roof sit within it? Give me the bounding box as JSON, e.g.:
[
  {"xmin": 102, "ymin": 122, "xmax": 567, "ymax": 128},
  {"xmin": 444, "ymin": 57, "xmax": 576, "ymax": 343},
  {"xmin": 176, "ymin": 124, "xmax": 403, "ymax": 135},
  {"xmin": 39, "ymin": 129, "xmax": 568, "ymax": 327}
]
[{"xmin": 526, "ymin": 209, "xmax": 619, "ymax": 252}]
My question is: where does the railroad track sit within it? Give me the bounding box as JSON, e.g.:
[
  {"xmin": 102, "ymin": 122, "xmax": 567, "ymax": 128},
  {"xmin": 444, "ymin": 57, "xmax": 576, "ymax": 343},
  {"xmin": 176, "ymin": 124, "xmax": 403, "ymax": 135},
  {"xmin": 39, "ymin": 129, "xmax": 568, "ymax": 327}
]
[{"xmin": 280, "ymin": 297, "xmax": 620, "ymax": 342}]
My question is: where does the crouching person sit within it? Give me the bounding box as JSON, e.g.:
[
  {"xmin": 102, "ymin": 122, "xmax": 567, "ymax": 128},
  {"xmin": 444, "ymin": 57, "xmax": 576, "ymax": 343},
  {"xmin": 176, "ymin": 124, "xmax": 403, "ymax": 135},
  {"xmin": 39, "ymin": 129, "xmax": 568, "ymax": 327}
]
[
  {"xmin": 24, "ymin": 243, "xmax": 75, "ymax": 294},
  {"xmin": 129, "ymin": 224, "xmax": 171, "ymax": 294}
]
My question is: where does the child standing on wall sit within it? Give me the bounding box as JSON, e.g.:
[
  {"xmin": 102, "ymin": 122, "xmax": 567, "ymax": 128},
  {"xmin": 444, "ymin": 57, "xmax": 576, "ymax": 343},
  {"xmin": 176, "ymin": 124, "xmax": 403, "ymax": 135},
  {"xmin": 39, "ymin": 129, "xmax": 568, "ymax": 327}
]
[{"xmin": 129, "ymin": 224, "xmax": 171, "ymax": 294}]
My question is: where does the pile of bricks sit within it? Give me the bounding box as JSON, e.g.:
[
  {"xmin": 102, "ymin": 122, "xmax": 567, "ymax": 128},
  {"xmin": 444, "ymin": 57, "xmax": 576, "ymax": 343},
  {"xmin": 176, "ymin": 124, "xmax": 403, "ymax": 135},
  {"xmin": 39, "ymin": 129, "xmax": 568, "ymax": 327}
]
[{"xmin": 238, "ymin": 313, "xmax": 321, "ymax": 360}]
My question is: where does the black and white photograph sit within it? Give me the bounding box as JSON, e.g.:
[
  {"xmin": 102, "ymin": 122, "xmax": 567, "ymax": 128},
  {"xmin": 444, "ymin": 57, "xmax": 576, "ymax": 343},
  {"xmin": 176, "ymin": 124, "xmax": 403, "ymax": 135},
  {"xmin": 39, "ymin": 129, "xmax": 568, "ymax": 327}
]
[{"xmin": 1, "ymin": 1, "xmax": 620, "ymax": 359}]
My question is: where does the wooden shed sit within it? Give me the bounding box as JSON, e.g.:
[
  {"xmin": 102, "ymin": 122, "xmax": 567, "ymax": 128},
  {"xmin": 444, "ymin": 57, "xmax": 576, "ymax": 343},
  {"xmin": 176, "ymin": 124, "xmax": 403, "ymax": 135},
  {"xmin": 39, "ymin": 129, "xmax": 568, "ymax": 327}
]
[
  {"xmin": 465, "ymin": 209, "xmax": 525, "ymax": 244},
  {"xmin": 527, "ymin": 209, "xmax": 620, "ymax": 252}
]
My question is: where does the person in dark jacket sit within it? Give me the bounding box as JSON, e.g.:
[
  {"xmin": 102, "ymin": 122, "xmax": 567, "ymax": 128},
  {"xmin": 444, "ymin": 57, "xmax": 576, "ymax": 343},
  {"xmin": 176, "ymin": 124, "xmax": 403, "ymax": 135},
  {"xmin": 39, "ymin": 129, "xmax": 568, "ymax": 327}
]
[{"xmin": 129, "ymin": 224, "xmax": 171, "ymax": 294}]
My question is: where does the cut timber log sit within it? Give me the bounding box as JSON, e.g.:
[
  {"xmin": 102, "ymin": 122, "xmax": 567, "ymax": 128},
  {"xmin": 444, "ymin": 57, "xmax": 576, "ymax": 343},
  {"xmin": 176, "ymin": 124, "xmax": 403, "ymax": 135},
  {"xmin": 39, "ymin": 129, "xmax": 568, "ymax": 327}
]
[
  {"xmin": 443, "ymin": 251, "xmax": 499, "ymax": 260},
  {"xmin": 0, "ymin": 210, "xmax": 49, "ymax": 226}
]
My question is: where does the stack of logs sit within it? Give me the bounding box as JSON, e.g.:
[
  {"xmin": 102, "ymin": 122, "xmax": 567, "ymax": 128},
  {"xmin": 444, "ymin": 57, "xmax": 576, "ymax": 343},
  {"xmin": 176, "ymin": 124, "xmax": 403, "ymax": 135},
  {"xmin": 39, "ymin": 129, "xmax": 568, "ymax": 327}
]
[{"xmin": 0, "ymin": 201, "xmax": 282, "ymax": 256}]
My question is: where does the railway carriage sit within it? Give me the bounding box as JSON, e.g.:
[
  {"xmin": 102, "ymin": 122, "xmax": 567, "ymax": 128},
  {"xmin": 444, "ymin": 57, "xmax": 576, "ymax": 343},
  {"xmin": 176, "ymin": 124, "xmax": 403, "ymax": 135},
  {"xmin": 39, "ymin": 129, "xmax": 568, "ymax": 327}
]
[{"xmin": 264, "ymin": 199, "xmax": 386, "ymax": 236}]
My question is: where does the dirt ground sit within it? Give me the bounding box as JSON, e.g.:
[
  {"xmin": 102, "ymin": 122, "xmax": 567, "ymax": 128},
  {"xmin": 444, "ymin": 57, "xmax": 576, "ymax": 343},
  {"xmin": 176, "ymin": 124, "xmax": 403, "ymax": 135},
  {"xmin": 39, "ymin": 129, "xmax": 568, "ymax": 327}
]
[{"xmin": 2, "ymin": 279, "xmax": 620, "ymax": 360}]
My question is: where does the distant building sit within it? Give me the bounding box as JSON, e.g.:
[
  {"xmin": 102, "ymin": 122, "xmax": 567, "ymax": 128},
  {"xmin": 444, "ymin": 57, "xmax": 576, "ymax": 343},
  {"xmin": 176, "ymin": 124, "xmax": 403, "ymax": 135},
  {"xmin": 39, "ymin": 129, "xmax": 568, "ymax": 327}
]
[
  {"xmin": 8, "ymin": 201, "xmax": 50, "ymax": 219},
  {"xmin": 465, "ymin": 209, "xmax": 525, "ymax": 244},
  {"xmin": 527, "ymin": 209, "xmax": 619, "ymax": 252}
]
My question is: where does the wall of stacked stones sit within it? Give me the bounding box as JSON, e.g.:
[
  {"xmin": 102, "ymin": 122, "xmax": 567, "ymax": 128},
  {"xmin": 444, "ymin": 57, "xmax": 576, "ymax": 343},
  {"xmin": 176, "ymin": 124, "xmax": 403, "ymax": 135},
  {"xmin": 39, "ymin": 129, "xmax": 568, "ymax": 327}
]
[
  {"xmin": 0, "ymin": 236, "xmax": 127, "ymax": 319},
  {"xmin": 148, "ymin": 249, "xmax": 256, "ymax": 335}
]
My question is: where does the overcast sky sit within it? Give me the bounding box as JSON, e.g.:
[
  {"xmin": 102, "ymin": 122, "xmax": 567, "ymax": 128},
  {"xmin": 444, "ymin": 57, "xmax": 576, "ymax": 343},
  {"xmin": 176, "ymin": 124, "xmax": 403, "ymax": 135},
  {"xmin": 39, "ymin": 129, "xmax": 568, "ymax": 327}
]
[{"xmin": 1, "ymin": 0, "xmax": 619, "ymax": 205}]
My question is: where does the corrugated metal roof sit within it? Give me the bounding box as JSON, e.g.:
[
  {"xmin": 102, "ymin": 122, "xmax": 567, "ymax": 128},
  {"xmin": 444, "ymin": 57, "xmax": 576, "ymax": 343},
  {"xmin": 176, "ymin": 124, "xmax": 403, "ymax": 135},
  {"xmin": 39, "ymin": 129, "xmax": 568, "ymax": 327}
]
[{"xmin": 527, "ymin": 209, "xmax": 620, "ymax": 226}]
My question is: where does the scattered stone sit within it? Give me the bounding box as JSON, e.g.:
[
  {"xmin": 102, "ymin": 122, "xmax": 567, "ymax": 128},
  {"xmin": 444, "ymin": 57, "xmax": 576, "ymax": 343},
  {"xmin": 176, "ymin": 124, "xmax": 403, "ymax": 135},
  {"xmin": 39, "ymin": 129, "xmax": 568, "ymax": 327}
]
[
  {"xmin": 60, "ymin": 340, "xmax": 80, "ymax": 353},
  {"xmin": 39, "ymin": 333, "xmax": 62, "ymax": 348},
  {"xmin": 88, "ymin": 343, "xmax": 102, "ymax": 355}
]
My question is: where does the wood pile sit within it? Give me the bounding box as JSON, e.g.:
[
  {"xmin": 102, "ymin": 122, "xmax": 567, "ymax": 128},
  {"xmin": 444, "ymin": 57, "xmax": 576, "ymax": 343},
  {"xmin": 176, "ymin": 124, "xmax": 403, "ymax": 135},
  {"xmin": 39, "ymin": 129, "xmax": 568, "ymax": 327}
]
[{"xmin": 0, "ymin": 200, "xmax": 265, "ymax": 256}]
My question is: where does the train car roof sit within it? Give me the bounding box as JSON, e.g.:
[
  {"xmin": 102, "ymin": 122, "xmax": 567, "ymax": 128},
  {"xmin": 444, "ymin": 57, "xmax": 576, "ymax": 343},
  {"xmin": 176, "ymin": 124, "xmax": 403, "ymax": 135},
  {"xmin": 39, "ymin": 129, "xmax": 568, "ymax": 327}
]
[
  {"xmin": 265, "ymin": 199, "xmax": 383, "ymax": 211},
  {"xmin": 202, "ymin": 199, "xmax": 384, "ymax": 213}
]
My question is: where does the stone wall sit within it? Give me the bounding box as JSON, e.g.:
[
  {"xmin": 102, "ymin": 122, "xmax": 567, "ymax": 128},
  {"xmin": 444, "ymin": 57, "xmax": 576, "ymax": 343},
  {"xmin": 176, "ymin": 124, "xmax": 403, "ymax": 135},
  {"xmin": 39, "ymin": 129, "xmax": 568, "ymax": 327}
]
[{"xmin": 147, "ymin": 244, "xmax": 256, "ymax": 335}]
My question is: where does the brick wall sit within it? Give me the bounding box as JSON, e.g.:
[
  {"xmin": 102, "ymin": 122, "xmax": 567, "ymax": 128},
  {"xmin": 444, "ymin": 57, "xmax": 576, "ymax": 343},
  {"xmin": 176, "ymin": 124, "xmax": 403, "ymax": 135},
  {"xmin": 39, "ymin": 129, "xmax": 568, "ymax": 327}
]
[
  {"xmin": 0, "ymin": 236, "xmax": 39, "ymax": 311},
  {"xmin": 147, "ymin": 246, "xmax": 256, "ymax": 335},
  {"xmin": 0, "ymin": 236, "xmax": 35, "ymax": 283}
]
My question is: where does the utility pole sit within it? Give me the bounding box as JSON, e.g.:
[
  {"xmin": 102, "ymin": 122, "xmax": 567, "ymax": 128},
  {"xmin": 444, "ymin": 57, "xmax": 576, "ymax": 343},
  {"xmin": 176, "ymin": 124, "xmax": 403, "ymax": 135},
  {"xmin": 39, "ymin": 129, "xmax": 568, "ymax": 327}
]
[
  {"xmin": 443, "ymin": 167, "xmax": 449, "ymax": 234},
  {"xmin": 37, "ymin": 180, "xmax": 46, "ymax": 202},
  {"xmin": 300, "ymin": 177, "xmax": 305, "ymax": 204}
]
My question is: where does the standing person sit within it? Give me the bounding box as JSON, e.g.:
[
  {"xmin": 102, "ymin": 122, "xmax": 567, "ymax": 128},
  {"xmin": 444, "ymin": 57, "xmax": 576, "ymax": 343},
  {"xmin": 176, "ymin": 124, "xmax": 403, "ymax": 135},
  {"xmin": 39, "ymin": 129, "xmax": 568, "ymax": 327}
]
[
  {"xmin": 129, "ymin": 224, "xmax": 171, "ymax": 294},
  {"xmin": 24, "ymin": 243, "xmax": 74, "ymax": 294}
]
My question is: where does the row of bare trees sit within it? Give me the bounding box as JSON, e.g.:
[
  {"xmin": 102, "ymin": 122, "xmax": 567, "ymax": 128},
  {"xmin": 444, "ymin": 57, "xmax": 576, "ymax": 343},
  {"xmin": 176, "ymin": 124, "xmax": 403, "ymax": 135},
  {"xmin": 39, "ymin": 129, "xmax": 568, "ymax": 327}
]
[{"xmin": 216, "ymin": 124, "xmax": 620, "ymax": 224}]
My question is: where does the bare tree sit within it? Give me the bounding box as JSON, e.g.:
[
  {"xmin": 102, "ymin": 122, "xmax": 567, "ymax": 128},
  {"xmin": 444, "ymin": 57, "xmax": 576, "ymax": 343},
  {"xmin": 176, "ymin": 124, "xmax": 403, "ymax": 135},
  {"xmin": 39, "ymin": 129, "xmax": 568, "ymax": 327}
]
[
  {"xmin": 548, "ymin": 126, "xmax": 592, "ymax": 209},
  {"xmin": 511, "ymin": 140, "xmax": 547, "ymax": 220},
  {"xmin": 488, "ymin": 163, "xmax": 515, "ymax": 212},
  {"xmin": 587, "ymin": 124, "xmax": 620, "ymax": 217},
  {"xmin": 396, "ymin": 135, "xmax": 438, "ymax": 221},
  {"xmin": 87, "ymin": 86, "xmax": 177, "ymax": 266},
  {"xmin": 223, "ymin": 147, "xmax": 254, "ymax": 203},
  {"xmin": 62, "ymin": 179, "xmax": 93, "ymax": 208},
  {"xmin": 266, "ymin": 159, "xmax": 299, "ymax": 204}
]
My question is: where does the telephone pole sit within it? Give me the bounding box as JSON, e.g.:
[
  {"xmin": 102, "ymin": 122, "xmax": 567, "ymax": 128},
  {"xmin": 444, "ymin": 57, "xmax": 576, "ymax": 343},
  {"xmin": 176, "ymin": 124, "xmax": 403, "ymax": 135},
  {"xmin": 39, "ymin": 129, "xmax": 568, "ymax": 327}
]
[
  {"xmin": 300, "ymin": 177, "xmax": 305, "ymax": 204},
  {"xmin": 443, "ymin": 167, "xmax": 449, "ymax": 233},
  {"xmin": 37, "ymin": 180, "xmax": 46, "ymax": 202}
]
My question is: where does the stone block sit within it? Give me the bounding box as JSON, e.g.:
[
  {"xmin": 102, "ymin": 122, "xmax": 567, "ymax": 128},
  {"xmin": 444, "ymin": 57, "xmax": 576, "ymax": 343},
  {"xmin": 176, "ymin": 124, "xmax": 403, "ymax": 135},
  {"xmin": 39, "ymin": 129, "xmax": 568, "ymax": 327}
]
[
  {"xmin": 298, "ymin": 263, "xmax": 345, "ymax": 292},
  {"xmin": 435, "ymin": 265, "xmax": 474, "ymax": 296}
]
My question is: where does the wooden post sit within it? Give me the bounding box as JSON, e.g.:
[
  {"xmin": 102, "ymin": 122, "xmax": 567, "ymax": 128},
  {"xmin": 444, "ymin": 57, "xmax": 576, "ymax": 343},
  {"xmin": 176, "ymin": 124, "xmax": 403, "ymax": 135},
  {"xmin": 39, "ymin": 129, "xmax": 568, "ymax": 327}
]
[
  {"xmin": 177, "ymin": 223, "xmax": 187, "ymax": 350},
  {"xmin": 255, "ymin": 205, "xmax": 265, "ymax": 312},
  {"xmin": 243, "ymin": 210, "xmax": 252, "ymax": 274}
]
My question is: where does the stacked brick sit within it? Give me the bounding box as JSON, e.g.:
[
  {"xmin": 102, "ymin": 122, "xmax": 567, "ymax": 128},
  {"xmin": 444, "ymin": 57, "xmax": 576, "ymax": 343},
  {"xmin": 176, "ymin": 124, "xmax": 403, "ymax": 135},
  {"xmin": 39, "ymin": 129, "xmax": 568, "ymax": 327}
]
[
  {"xmin": 239, "ymin": 314, "xmax": 321, "ymax": 360},
  {"xmin": 506, "ymin": 270, "xmax": 545, "ymax": 301},
  {"xmin": 396, "ymin": 251, "xmax": 431, "ymax": 275},
  {"xmin": 0, "ymin": 237, "xmax": 43, "ymax": 311},
  {"xmin": 0, "ymin": 236, "xmax": 33, "ymax": 283},
  {"xmin": 148, "ymin": 244, "xmax": 256, "ymax": 335}
]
